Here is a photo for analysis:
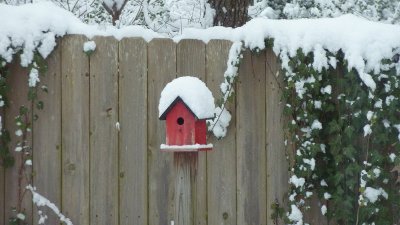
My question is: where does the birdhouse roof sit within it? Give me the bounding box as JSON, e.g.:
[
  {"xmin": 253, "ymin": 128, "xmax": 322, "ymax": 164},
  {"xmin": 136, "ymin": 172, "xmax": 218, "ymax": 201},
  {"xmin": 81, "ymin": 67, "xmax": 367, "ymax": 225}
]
[{"xmin": 159, "ymin": 76, "xmax": 215, "ymax": 120}]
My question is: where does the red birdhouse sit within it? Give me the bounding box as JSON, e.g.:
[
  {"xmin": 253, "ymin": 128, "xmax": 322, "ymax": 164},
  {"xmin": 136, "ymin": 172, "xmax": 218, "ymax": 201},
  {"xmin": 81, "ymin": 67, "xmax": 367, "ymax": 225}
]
[{"xmin": 159, "ymin": 76, "xmax": 215, "ymax": 152}]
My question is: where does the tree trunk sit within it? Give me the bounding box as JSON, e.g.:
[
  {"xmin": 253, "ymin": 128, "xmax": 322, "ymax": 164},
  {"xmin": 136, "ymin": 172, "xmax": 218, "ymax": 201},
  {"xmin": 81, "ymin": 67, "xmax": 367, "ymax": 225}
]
[{"xmin": 208, "ymin": 0, "xmax": 251, "ymax": 27}]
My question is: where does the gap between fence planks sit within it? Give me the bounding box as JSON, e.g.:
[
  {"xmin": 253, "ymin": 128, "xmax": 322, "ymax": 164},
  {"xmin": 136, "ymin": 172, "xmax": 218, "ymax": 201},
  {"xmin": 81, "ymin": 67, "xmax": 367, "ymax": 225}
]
[{"xmin": 3, "ymin": 35, "xmax": 298, "ymax": 225}]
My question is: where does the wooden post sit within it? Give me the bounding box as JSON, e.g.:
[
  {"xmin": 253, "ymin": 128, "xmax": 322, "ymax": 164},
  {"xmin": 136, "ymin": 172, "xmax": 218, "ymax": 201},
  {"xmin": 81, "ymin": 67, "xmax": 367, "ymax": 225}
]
[{"xmin": 174, "ymin": 152, "xmax": 198, "ymax": 225}]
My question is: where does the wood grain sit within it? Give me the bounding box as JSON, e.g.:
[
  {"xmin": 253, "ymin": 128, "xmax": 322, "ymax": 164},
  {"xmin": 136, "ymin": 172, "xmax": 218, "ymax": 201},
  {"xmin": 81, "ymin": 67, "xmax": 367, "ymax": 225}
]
[
  {"xmin": 89, "ymin": 36, "xmax": 119, "ymax": 225},
  {"xmin": 0, "ymin": 36, "xmax": 308, "ymax": 225},
  {"xmin": 61, "ymin": 35, "xmax": 90, "ymax": 225},
  {"xmin": 148, "ymin": 39, "xmax": 176, "ymax": 225},
  {"xmin": 32, "ymin": 39, "xmax": 62, "ymax": 225},
  {"xmin": 236, "ymin": 50, "xmax": 267, "ymax": 225},
  {"xmin": 174, "ymin": 152, "xmax": 197, "ymax": 225},
  {"xmin": 206, "ymin": 40, "xmax": 237, "ymax": 225},
  {"xmin": 265, "ymin": 48, "xmax": 289, "ymax": 224},
  {"xmin": 176, "ymin": 39, "xmax": 207, "ymax": 225},
  {"xmin": 0, "ymin": 108, "xmax": 4, "ymax": 224},
  {"xmin": 118, "ymin": 37, "xmax": 148, "ymax": 225},
  {"xmin": 4, "ymin": 62, "xmax": 33, "ymax": 224}
]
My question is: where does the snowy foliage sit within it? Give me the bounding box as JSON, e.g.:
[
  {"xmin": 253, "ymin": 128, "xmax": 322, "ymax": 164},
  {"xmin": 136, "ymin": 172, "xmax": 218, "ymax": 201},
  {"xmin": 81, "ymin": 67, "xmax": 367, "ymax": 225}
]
[
  {"xmin": 249, "ymin": 0, "xmax": 400, "ymax": 24},
  {"xmin": 2, "ymin": 0, "xmax": 215, "ymax": 34}
]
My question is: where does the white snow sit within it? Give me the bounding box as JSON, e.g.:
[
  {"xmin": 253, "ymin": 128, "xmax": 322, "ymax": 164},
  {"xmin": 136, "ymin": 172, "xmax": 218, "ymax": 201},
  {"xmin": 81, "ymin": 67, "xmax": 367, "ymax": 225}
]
[
  {"xmin": 288, "ymin": 204, "xmax": 303, "ymax": 225},
  {"xmin": 385, "ymin": 95, "xmax": 395, "ymax": 106},
  {"xmin": 17, "ymin": 213, "xmax": 25, "ymax": 221},
  {"xmin": 324, "ymin": 192, "xmax": 331, "ymax": 200},
  {"xmin": 311, "ymin": 120, "xmax": 322, "ymax": 130},
  {"xmin": 373, "ymin": 168, "xmax": 381, "ymax": 178},
  {"xmin": 320, "ymin": 85, "xmax": 332, "ymax": 95},
  {"xmin": 320, "ymin": 179, "xmax": 328, "ymax": 187},
  {"xmin": 374, "ymin": 99, "xmax": 383, "ymax": 108},
  {"xmin": 179, "ymin": 15, "xmax": 400, "ymax": 91},
  {"xmin": 320, "ymin": 144, "xmax": 326, "ymax": 153},
  {"xmin": 0, "ymin": 2, "xmax": 163, "ymax": 66},
  {"xmin": 290, "ymin": 175, "xmax": 305, "ymax": 188},
  {"xmin": 363, "ymin": 124, "xmax": 372, "ymax": 137},
  {"xmin": 366, "ymin": 111, "xmax": 374, "ymax": 121},
  {"xmin": 321, "ymin": 205, "xmax": 327, "ymax": 215},
  {"xmin": 29, "ymin": 68, "xmax": 40, "ymax": 87},
  {"xmin": 364, "ymin": 187, "xmax": 388, "ymax": 203},
  {"xmin": 208, "ymin": 106, "xmax": 231, "ymax": 138},
  {"xmin": 15, "ymin": 129, "xmax": 23, "ymax": 137},
  {"xmin": 25, "ymin": 159, "xmax": 32, "ymax": 166},
  {"xmin": 160, "ymin": 143, "xmax": 213, "ymax": 151},
  {"xmin": 83, "ymin": 41, "xmax": 96, "ymax": 53},
  {"xmin": 389, "ymin": 153, "xmax": 396, "ymax": 162},
  {"xmin": 303, "ymin": 158, "xmax": 316, "ymax": 170},
  {"xmin": 159, "ymin": 76, "xmax": 215, "ymax": 119},
  {"xmin": 1, "ymin": 3, "xmax": 400, "ymax": 83},
  {"xmin": 26, "ymin": 185, "xmax": 73, "ymax": 225},
  {"xmin": 289, "ymin": 192, "xmax": 297, "ymax": 201},
  {"xmin": 314, "ymin": 100, "xmax": 321, "ymax": 109}
]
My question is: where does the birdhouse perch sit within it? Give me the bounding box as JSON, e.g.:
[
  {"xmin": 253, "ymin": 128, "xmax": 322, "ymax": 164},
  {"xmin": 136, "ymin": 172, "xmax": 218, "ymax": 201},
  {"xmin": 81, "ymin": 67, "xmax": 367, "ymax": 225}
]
[{"xmin": 159, "ymin": 76, "xmax": 215, "ymax": 152}]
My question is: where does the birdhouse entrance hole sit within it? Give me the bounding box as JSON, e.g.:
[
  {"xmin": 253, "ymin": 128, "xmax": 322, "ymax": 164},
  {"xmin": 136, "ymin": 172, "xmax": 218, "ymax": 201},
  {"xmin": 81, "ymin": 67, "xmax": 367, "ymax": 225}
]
[{"xmin": 177, "ymin": 117, "xmax": 184, "ymax": 125}]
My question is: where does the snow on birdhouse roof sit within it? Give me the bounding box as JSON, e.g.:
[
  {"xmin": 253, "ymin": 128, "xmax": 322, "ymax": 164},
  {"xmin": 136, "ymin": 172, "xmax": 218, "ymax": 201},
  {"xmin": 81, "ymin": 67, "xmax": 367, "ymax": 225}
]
[{"xmin": 159, "ymin": 76, "xmax": 215, "ymax": 120}]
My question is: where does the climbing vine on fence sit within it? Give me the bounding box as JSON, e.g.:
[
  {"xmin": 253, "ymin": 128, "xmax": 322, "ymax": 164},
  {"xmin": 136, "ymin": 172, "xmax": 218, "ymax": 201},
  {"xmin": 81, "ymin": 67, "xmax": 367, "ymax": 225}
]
[
  {"xmin": 282, "ymin": 48, "xmax": 400, "ymax": 225},
  {"xmin": 0, "ymin": 49, "xmax": 52, "ymax": 224},
  {"xmin": 216, "ymin": 39, "xmax": 400, "ymax": 224}
]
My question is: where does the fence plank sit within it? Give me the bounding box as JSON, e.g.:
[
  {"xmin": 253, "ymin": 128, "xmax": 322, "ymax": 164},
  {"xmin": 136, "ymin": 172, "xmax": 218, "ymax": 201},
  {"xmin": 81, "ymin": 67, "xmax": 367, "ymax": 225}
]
[
  {"xmin": 89, "ymin": 36, "xmax": 119, "ymax": 225},
  {"xmin": 0, "ymin": 108, "xmax": 4, "ymax": 224},
  {"xmin": 4, "ymin": 62, "xmax": 33, "ymax": 224},
  {"xmin": 237, "ymin": 50, "xmax": 267, "ymax": 225},
  {"xmin": 176, "ymin": 39, "xmax": 207, "ymax": 225},
  {"xmin": 206, "ymin": 40, "xmax": 237, "ymax": 225},
  {"xmin": 61, "ymin": 35, "xmax": 90, "ymax": 225},
  {"xmin": 118, "ymin": 38, "xmax": 148, "ymax": 225},
  {"xmin": 32, "ymin": 40, "xmax": 62, "ymax": 225},
  {"xmin": 265, "ymin": 49, "xmax": 289, "ymax": 224},
  {"xmin": 148, "ymin": 39, "xmax": 176, "ymax": 225}
]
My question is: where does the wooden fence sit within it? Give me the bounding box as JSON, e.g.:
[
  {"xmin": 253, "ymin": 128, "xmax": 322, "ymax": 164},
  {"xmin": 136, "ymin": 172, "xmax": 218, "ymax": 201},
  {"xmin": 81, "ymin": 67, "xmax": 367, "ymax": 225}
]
[{"xmin": 0, "ymin": 35, "xmax": 294, "ymax": 225}]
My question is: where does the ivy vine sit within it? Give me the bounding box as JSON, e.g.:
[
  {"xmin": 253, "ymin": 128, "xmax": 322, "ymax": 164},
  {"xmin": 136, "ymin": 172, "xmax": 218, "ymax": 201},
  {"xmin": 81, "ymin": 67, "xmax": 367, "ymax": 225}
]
[
  {"xmin": 214, "ymin": 38, "xmax": 400, "ymax": 224},
  {"xmin": 282, "ymin": 48, "xmax": 400, "ymax": 224},
  {"xmin": 1, "ymin": 50, "xmax": 48, "ymax": 224}
]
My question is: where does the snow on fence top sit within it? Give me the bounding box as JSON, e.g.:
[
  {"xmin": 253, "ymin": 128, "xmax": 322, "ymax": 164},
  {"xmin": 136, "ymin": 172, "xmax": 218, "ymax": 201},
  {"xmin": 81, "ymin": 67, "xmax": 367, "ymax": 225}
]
[
  {"xmin": 0, "ymin": 2, "xmax": 162, "ymax": 65},
  {"xmin": 159, "ymin": 76, "xmax": 215, "ymax": 120},
  {"xmin": 1, "ymin": 2, "xmax": 400, "ymax": 85}
]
